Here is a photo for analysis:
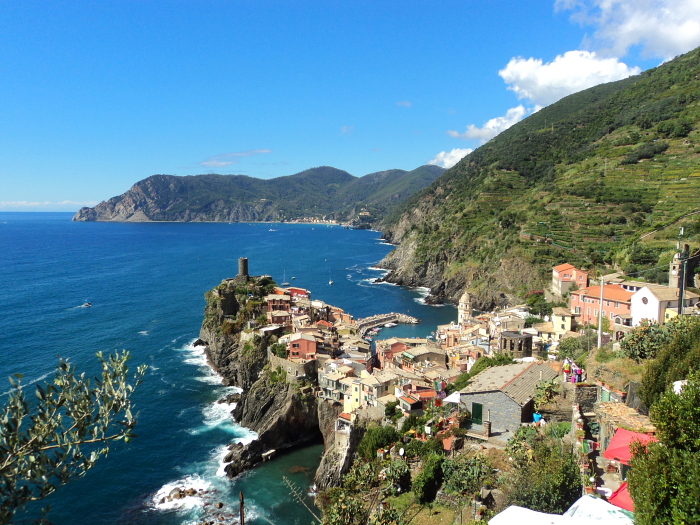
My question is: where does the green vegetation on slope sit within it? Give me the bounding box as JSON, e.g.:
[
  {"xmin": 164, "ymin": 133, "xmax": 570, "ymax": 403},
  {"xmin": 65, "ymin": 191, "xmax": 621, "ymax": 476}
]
[
  {"xmin": 383, "ymin": 47, "xmax": 700, "ymax": 302},
  {"xmin": 76, "ymin": 164, "xmax": 445, "ymax": 223}
]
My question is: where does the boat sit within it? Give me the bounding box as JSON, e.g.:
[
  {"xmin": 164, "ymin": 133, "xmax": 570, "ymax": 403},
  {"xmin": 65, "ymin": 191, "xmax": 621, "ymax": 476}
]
[
  {"xmin": 281, "ymin": 270, "xmax": 290, "ymax": 286},
  {"xmin": 269, "ymin": 228, "xmax": 276, "ymax": 231},
  {"xmin": 384, "ymin": 323, "xmax": 397, "ymax": 328},
  {"xmin": 328, "ymin": 270, "xmax": 333, "ymax": 285},
  {"xmin": 291, "ymin": 276, "xmax": 296, "ymax": 280},
  {"xmin": 82, "ymin": 302, "xmax": 92, "ymax": 308}
]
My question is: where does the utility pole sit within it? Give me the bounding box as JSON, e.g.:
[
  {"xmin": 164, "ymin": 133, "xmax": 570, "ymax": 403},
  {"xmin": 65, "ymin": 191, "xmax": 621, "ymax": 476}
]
[
  {"xmin": 678, "ymin": 228, "xmax": 689, "ymax": 315},
  {"xmin": 597, "ymin": 271, "xmax": 605, "ymax": 349}
]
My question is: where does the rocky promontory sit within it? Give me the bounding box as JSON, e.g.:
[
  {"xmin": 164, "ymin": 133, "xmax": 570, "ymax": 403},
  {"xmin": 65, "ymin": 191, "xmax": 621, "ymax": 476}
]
[{"xmin": 197, "ymin": 273, "xmax": 337, "ymax": 481}]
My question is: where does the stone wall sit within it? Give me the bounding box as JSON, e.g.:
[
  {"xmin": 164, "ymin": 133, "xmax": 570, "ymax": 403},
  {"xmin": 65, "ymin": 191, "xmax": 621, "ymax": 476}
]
[
  {"xmin": 268, "ymin": 352, "xmax": 318, "ymax": 383},
  {"xmin": 574, "ymin": 384, "xmax": 599, "ymax": 413},
  {"xmin": 461, "ymin": 391, "xmax": 522, "ymax": 433}
]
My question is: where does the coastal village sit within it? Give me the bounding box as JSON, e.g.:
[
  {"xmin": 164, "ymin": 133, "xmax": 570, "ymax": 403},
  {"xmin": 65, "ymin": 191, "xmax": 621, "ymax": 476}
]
[{"xmin": 214, "ymin": 252, "xmax": 700, "ymax": 523}]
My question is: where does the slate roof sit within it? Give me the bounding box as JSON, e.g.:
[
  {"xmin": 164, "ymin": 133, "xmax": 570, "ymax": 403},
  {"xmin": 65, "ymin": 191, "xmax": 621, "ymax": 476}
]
[
  {"xmin": 460, "ymin": 361, "xmax": 558, "ymax": 406},
  {"xmin": 644, "ymin": 284, "xmax": 699, "ymax": 301}
]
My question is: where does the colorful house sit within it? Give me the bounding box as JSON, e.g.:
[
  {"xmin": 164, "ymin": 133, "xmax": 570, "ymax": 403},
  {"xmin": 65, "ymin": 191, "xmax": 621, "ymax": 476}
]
[
  {"xmin": 286, "ymin": 333, "xmax": 317, "ymax": 360},
  {"xmin": 570, "ymin": 284, "xmax": 633, "ymax": 325},
  {"xmin": 552, "ymin": 263, "xmax": 589, "ymax": 296}
]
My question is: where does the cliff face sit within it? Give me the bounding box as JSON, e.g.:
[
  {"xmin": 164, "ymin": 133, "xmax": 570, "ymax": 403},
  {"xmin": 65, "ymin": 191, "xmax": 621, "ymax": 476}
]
[
  {"xmin": 73, "ymin": 175, "xmax": 282, "ymax": 223},
  {"xmin": 199, "ymin": 276, "xmax": 335, "ymax": 480},
  {"xmin": 377, "ymin": 229, "xmax": 541, "ymax": 310},
  {"xmin": 314, "ymin": 402, "xmax": 365, "ymax": 490},
  {"xmin": 224, "ymin": 376, "xmax": 321, "ymax": 477}
]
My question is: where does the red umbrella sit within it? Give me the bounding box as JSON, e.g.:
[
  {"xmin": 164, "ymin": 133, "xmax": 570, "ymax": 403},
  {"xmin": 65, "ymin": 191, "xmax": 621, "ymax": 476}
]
[
  {"xmin": 603, "ymin": 428, "xmax": 657, "ymax": 465},
  {"xmin": 609, "ymin": 481, "xmax": 634, "ymax": 512}
]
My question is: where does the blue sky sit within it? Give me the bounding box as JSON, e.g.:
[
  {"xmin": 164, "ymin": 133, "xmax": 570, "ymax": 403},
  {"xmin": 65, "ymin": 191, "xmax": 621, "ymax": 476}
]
[{"xmin": 1, "ymin": 0, "xmax": 699, "ymax": 211}]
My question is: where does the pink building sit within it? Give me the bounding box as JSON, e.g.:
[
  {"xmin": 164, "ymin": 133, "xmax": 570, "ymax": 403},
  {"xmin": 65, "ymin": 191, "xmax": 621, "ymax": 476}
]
[
  {"xmin": 287, "ymin": 333, "xmax": 317, "ymax": 360},
  {"xmin": 570, "ymin": 284, "xmax": 633, "ymax": 325},
  {"xmin": 552, "ymin": 263, "xmax": 589, "ymax": 296}
]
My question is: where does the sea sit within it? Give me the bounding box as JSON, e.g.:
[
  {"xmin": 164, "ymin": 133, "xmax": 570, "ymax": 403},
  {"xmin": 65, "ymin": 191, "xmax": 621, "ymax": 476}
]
[{"xmin": 0, "ymin": 212, "xmax": 456, "ymax": 525}]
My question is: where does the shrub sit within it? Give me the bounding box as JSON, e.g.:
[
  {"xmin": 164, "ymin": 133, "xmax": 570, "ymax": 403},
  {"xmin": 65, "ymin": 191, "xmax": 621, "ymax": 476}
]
[
  {"xmin": 357, "ymin": 425, "xmax": 400, "ymax": 461},
  {"xmin": 442, "ymin": 455, "xmax": 491, "ymax": 495},
  {"xmin": 413, "ymin": 453, "xmax": 444, "ymax": 503}
]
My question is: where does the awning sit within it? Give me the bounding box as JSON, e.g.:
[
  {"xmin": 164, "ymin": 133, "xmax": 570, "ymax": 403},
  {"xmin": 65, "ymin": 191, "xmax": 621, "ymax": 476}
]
[
  {"xmin": 443, "ymin": 391, "xmax": 461, "ymax": 404},
  {"xmin": 608, "ymin": 482, "xmax": 634, "ymax": 512},
  {"xmin": 603, "ymin": 428, "xmax": 657, "ymax": 465}
]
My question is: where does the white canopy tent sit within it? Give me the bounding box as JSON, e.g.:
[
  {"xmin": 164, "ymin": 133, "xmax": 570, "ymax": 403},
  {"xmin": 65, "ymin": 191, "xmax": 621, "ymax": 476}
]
[{"xmin": 489, "ymin": 496, "xmax": 633, "ymax": 525}]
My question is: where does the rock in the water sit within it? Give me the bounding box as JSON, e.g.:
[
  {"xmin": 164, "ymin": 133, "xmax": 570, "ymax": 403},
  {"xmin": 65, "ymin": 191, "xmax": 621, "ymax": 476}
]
[
  {"xmin": 216, "ymin": 502, "xmax": 224, "ymax": 509},
  {"xmin": 193, "ymin": 338, "xmax": 208, "ymax": 347}
]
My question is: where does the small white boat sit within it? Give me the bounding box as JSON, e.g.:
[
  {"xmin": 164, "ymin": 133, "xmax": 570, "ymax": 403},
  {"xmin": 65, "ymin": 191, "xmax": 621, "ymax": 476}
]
[
  {"xmin": 269, "ymin": 228, "xmax": 276, "ymax": 231},
  {"xmin": 82, "ymin": 302, "xmax": 92, "ymax": 308},
  {"xmin": 292, "ymin": 276, "xmax": 296, "ymax": 280},
  {"xmin": 281, "ymin": 270, "xmax": 290, "ymax": 286}
]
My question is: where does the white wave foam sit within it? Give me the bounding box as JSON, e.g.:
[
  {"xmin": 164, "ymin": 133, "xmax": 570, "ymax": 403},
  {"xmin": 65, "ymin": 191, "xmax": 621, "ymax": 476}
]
[
  {"xmin": 150, "ymin": 474, "xmax": 212, "ymax": 511},
  {"xmin": 139, "ymin": 331, "xmax": 149, "ymax": 335},
  {"xmin": 1, "ymin": 373, "xmax": 51, "ymax": 397}
]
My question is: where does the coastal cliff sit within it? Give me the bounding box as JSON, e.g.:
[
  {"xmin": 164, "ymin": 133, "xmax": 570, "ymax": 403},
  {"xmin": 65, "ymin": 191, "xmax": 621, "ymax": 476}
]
[
  {"xmin": 376, "ymin": 228, "xmax": 541, "ymax": 310},
  {"xmin": 198, "ymin": 274, "xmax": 350, "ymax": 482},
  {"xmin": 314, "ymin": 402, "xmax": 365, "ymax": 490}
]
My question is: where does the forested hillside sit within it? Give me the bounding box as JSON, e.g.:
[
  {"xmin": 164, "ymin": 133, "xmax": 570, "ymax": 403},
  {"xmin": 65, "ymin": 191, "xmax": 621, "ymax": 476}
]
[
  {"xmin": 73, "ymin": 165, "xmax": 444, "ymax": 223},
  {"xmin": 380, "ymin": 47, "xmax": 700, "ymax": 309}
]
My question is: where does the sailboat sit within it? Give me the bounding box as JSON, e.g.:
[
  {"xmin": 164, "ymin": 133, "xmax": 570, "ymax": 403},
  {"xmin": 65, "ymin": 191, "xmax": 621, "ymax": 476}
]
[{"xmin": 281, "ymin": 270, "xmax": 290, "ymax": 286}]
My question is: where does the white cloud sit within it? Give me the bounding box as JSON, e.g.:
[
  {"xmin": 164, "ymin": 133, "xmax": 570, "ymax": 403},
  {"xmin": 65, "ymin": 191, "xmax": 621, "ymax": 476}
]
[
  {"xmin": 200, "ymin": 149, "xmax": 272, "ymax": 168},
  {"xmin": 556, "ymin": 0, "xmax": 700, "ymax": 60},
  {"xmin": 448, "ymin": 105, "xmax": 528, "ymax": 144},
  {"xmin": 340, "ymin": 125, "xmax": 354, "ymax": 135},
  {"xmin": 428, "ymin": 148, "xmax": 473, "ymax": 169},
  {"xmin": 499, "ymin": 50, "xmax": 640, "ymax": 107},
  {"xmin": 397, "ymin": 100, "xmax": 412, "ymax": 107}
]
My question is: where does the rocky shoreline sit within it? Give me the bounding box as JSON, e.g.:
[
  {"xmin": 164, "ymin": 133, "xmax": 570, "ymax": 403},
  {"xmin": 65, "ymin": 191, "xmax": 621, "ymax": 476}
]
[{"xmin": 195, "ymin": 276, "xmax": 356, "ymax": 489}]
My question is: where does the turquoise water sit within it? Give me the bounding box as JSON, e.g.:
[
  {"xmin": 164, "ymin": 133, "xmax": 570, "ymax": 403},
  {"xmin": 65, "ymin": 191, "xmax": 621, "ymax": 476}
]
[{"xmin": 0, "ymin": 213, "xmax": 455, "ymax": 524}]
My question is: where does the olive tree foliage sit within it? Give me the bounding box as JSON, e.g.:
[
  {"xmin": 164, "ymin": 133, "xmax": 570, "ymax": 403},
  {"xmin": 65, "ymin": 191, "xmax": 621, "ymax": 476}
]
[
  {"xmin": 0, "ymin": 351, "xmax": 147, "ymax": 522},
  {"xmin": 621, "ymin": 316, "xmax": 699, "ymax": 363},
  {"xmin": 629, "ymin": 371, "xmax": 700, "ymax": 524},
  {"xmin": 639, "ymin": 317, "xmax": 700, "ymax": 407},
  {"xmin": 502, "ymin": 430, "xmax": 581, "ymax": 514}
]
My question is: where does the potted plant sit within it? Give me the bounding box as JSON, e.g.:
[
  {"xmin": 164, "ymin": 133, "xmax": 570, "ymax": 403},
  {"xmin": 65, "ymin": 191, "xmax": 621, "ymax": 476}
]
[
  {"xmin": 584, "ymin": 476, "xmax": 596, "ymax": 494},
  {"xmin": 575, "ymin": 429, "xmax": 586, "ymax": 442}
]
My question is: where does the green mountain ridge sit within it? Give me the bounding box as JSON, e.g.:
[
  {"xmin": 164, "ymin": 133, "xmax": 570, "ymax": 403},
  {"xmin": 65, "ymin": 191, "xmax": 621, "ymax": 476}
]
[
  {"xmin": 72, "ymin": 165, "xmax": 445, "ymax": 223},
  {"xmin": 379, "ymin": 46, "xmax": 700, "ymax": 309}
]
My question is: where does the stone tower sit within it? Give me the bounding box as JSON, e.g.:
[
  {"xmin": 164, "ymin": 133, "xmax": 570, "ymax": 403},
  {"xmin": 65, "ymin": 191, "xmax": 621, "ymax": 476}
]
[
  {"xmin": 238, "ymin": 257, "xmax": 249, "ymax": 281},
  {"xmin": 669, "ymin": 244, "xmax": 694, "ymax": 289},
  {"xmin": 458, "ymin": 291, "xmax": 472, "ymax": 325}
]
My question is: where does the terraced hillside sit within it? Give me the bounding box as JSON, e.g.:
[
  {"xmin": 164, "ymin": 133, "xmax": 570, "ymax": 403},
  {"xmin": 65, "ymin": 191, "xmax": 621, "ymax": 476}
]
[{"xmin": 380, "ymin": 47, "xmax": 700, "ymax": 309}]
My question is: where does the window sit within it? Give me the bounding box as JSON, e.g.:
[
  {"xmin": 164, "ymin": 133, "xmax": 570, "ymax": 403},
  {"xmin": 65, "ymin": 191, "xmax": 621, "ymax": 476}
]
[
  {"xmin": 292, "ymin": 343, "xmax": 300, "ymax": 348},
  {"xmin": 605, "ymin": 300, "xmax": 610, "ymax": 307},
  {"xmin": 615, "ymin": 302, "xmax": 619, "ymax": 308},
  {"xmin": 587, "ymin": 307, "xmax": 591, "ymax": 315},
  {"xmin": 594, "ymin": 309, "xmax": 598, "ymax": 316},
  {"xmin": 610, "ymin": 312, "xmax": 615, "ymax": 320},
  {"xmin": 575, "ymin": 307, "xmax": 581, "ymax": 314}
]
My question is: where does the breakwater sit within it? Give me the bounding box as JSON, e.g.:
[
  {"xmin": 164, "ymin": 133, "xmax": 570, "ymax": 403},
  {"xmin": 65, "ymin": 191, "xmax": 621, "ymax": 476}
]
[{"xmin": 357, "ymin": 312, "xmax": 419, "ymax": 336}]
